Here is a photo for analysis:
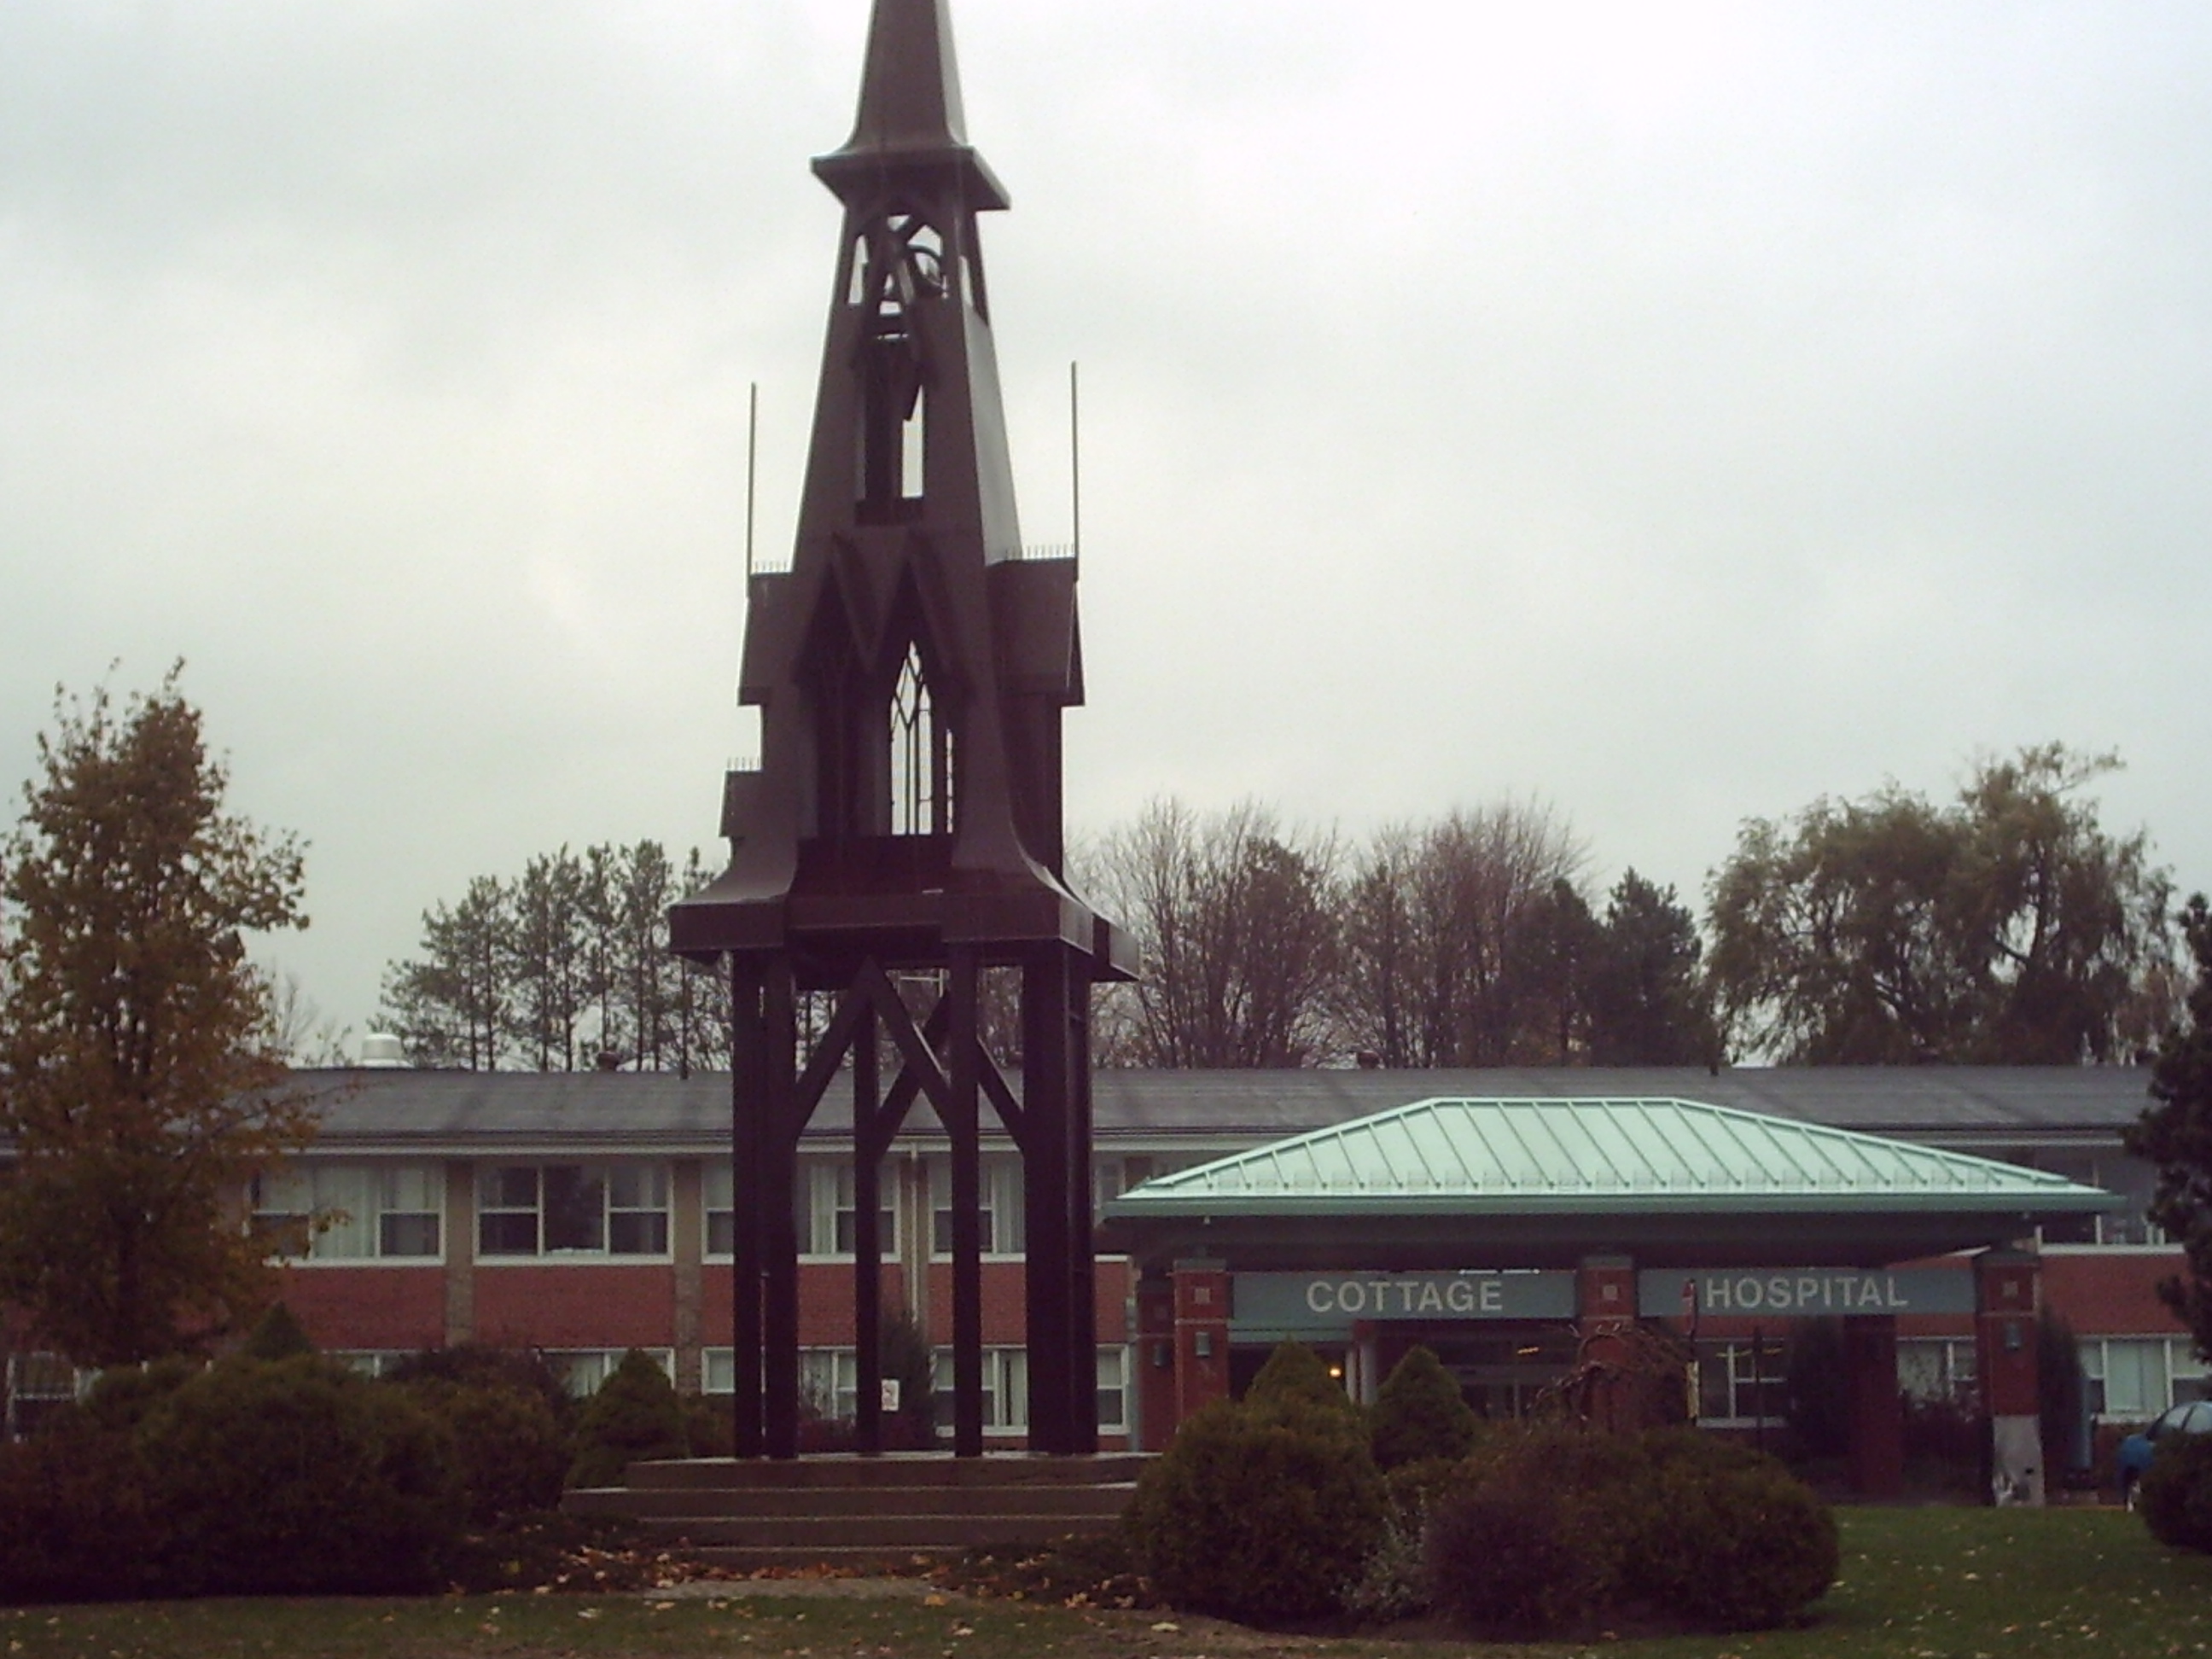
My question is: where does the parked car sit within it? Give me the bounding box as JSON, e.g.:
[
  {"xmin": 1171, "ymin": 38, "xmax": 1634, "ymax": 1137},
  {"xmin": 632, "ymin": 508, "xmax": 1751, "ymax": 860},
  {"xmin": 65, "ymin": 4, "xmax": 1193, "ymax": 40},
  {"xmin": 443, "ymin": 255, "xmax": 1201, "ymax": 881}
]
[{"xmin": 2118, "ymin": 1400, "xmax": 2212, "ymax": 1506}]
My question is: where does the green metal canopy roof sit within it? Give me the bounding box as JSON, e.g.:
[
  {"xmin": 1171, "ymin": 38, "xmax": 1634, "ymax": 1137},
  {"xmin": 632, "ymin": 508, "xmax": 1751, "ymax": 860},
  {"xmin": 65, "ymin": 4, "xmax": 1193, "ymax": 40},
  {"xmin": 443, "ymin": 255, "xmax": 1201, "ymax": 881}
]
[{"xmin": 1103, "ymin": 1096, "xmax": 2119, "ymax": 1221}]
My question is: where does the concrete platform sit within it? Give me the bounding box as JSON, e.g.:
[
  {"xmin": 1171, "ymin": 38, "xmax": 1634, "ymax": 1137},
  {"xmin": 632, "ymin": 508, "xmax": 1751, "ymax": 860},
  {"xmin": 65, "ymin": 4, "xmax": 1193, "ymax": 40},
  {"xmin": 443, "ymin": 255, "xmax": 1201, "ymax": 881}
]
[{"xmin": 567, "ymin": 1453, "xmax": 1147, "ymax": 1569}]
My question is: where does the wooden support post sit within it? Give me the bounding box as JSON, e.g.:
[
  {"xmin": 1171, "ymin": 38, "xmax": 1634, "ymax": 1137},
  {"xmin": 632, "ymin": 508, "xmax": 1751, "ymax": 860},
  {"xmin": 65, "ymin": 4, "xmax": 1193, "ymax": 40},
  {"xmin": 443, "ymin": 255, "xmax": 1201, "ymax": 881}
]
[
  {"xmin": 1068, "ymin": 958, "xmax": 1099, "ymax": 1453},
  {"xmin": 762, "ymin": 963, "xmax": 801, "ymax": 1459},
  {"xmin": 853, "ymin": 997, "xmax": 883, "ymax": 1455},
  {"xmin": 948, "ymin": 949, "xmax": 984, "ymax": 1457},
  {"xmin": 1022, "ymin": 946, "xmax": 1071, "ymax": 1453},
  {"xmin": 729, "ymin": 960, "xmax": 766, "ymax": 1458}
]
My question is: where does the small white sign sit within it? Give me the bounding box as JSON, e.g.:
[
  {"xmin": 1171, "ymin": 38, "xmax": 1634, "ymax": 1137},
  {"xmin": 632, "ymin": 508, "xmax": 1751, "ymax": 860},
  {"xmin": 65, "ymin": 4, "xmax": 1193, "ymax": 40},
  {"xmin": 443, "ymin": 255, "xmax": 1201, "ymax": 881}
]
[{"xmin": 882, "ymin": 1378, "xmax": 901, "ymax": 1412}]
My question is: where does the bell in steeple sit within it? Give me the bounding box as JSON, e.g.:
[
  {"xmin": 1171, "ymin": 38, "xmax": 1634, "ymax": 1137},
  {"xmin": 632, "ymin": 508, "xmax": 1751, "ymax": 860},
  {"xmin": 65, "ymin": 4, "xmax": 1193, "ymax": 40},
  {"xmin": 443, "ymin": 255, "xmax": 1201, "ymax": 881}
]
[{"xmin": 671, "ymin": 0, "xmax": 1130, "ymax": 1463}]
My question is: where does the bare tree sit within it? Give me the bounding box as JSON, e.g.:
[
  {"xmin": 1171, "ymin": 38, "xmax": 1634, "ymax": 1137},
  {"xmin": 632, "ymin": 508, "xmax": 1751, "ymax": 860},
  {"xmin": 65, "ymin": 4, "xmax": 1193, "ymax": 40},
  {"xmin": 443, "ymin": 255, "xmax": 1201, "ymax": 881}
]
[
  {"xmin": 266, "ymin": 968, "xmax": 354, "ymax": 1067},
  {"xmin": 1087, "ymin": 798, "xmax": 1342, "ymax": 1068},
  {"xmin": 1335, "ymin": 801, "xmax": 1588, "ymax": 1066}
]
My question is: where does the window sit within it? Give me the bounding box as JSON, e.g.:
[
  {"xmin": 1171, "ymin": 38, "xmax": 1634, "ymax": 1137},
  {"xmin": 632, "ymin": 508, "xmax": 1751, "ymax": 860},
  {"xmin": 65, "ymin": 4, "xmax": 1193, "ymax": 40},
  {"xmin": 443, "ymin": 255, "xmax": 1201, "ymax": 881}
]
[
  {"xmin": 477, "ymin": 1164, "xmax": 670, "ymax": 1258},
  {"xmin": 608, "ymin": 1165, "xmax": 671, "ymax": 1254},
  {"xmin": 930, "ymin": 1155, "xmax": 1024, "ymax": 1257},
  {"xmin": 1697, "ymin": 1339, "xmax": 1786, "ymax": 1426},
  {"xmin": 702, "ymin": 1347, "xmax": 737, "ymax": 1395},
  {"xmin": 805, "ymin": 1161, "xmax": 898, "ymax": 1259},
  {"xmin": 2085, "ymin": 1337, "xmax": 2209, "ymax": 1421},
  {"xmin": 1898, "ymin": 1338, "xmax": 1977, "ymax": 1404},
  {"xmin": 253, "ymin": 1164, "xmax": 443, "ymax": 1260},
  {"xmin": 329, "ymin": 1351, "xmax": 409, "ymax": 1380},
  {"xmin": 700, "ymin": 1161, "xmax": 897, "ymax": 1260},
  {"xmin": 803, "ymin": 1349, "xmax": 860, "ymax": 1422},
  {"xmin": 934, "ymin": 1347, "xmax": 1027, "ymax": 1433},
  {"xmin": 1096, "ymin": 1345, "xmax": 1127, "ymax": 1432},
  {"xmin": 2015, "ymin": 1148, "xmax": 2167, "ymax": 1247},
  {"xmin": 702, "ymin": 1348, "xmax": 861, "ymax": 1420},
  {"xmin": 544, "ymin": 1349, "xmax": 675, "ymax": 1398},
  {"xmin": 5, "ymin": 1353, "xmax": 85, "ymax": 1439},
  {"xmin": 704, "ymin": 1161, "xmax": 733, "ymax": 1257}
]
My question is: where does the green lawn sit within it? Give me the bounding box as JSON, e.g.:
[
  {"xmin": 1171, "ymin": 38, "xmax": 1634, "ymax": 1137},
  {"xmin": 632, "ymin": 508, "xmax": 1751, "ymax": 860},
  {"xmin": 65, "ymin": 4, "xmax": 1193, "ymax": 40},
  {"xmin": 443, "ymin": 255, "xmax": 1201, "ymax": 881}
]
[{"xmin": 3, "ymin": 1506, "xmax": 2208, "ymax": 1659}]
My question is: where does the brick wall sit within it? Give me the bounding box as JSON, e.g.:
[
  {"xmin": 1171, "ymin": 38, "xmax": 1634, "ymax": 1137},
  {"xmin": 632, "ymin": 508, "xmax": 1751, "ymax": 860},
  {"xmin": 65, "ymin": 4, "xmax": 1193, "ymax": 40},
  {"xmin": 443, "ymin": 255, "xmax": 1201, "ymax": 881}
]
[
  {"xmin": 273, "ymin": 1266, "xmax": 446, "ymax": 1353},
  {"xmin": 471, "ymin": 1264, "xmax": 678, "ymax": 1350}
]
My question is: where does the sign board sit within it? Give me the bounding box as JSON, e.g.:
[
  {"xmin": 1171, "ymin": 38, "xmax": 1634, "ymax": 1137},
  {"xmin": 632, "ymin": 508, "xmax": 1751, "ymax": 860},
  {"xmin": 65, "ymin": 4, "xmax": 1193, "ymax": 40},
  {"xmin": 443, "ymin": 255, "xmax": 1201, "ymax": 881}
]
[
  {"xmin": 1233, "ymin": 1271, "xmax": 1575, "ymax": 1336},
  {"xmin": 1639, "ymin": 1266, "xmax": 1976, "ymax": 1319}
]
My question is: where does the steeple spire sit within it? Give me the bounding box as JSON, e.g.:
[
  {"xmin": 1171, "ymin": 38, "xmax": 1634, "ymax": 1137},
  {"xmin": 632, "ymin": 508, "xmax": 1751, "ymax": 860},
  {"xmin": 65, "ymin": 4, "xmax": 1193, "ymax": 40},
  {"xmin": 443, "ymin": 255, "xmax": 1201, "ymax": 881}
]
[
  {"xmin": 671, "ymin": 0, "xmax": 1126, "ymax": 1466},
  {"xmin": 815, "ymin": 0, "xmax": 1008, "ymax": 210}
]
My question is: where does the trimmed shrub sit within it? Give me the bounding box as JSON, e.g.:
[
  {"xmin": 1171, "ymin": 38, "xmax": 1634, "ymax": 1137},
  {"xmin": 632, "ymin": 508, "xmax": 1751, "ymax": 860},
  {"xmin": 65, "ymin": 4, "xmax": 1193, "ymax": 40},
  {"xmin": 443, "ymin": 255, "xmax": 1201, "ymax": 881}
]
[
  {"xmin": 1631, "ymin": 1458, "xmax": 1839, "ymax": 1629},
  {"xmin": 1423, "ymin": 1423, "xmax": 1836, "ymax": 1638},
  {"xmin": 1479, "ymin": 1426, "xmax": 1655, "ymax": 1608},
  {"xmin": 0, "ymin": 1420, "xmax": 162, "ymax": 1604},
  {"xmin": 77, "ymin": 1355, "xmax": 198, "ymax": 1435},
  {"xmin": 1424, "ymin": 1477, "xmax": 1589, "ymax": 1635},
  {"xmin": 569, "ymin": 1348, "xmax": 687, "ymax": 1487},
  {"xmin": 2040, "ymin": 1307, "xmax": 2088, "ymax": 1477},
  {"xmin": 405, "ymin": 1380, "xmax": 569, "ymax": 1524},
  {"xmin": 1127, "ymin": 1394, "xmax": 1385, "ymax": 1624},
  {"xmin": 238, "ymin": 1301, "xmax": 315, "ymax": 1361},
  {"xmin": 1340, "ymin": 1497, "xmax": 1430, "ymax": 1621},
  {"xmin": 2139, "ymin": 1431, "xmax": 2212, "ymax": 1552},
  {"xmin": 139, "ymin": 1354, "xmax": 459, "ymax": 1595},
  {"xmin": 387, "ymin": 1342, "xmax": 575, "ymax": 1432},
  {"xmin": 881, "ymin": 1306, "xmax": 938, "ymax": 1450},
  {"xmin": 1245, "ymin": 1341, "xmax": 1362, "ymax": 1430},
  {"xmin": 683, "ymin": 1389, "xmax": 737, "ymax": 1458},
  {"xmin": 1381, "ymin": 1453, "xmax": 1469, "ymax": 1530},
  {"xmin": 1371, "ymin": 1345, "xmax": 1476, "ymax": 1470}
]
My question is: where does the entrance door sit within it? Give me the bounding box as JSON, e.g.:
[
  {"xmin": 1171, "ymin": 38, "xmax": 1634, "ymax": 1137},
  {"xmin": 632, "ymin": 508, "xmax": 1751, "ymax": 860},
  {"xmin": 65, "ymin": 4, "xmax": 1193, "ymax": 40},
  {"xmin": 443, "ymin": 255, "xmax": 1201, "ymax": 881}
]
[{"xmin": 1419, "ymin": 1326, "xmax": 1577, "ymax": 1419}]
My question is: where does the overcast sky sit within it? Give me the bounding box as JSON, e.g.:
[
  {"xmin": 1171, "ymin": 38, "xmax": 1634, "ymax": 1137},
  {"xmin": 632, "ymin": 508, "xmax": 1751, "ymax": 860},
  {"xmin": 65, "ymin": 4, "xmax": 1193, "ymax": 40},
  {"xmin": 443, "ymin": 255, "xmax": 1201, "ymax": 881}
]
[{"xmin": 3, "ymin": 1, "xmax": 2208, "ymax": 1046}]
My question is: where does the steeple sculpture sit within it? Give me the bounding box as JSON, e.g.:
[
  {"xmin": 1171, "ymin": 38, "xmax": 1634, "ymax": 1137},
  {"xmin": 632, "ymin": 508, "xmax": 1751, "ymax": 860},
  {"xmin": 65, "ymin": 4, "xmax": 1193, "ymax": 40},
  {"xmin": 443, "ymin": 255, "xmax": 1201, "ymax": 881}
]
[{"xmin": 671, "ymin": 0, "xmax": 1131, "ymax": 1458}]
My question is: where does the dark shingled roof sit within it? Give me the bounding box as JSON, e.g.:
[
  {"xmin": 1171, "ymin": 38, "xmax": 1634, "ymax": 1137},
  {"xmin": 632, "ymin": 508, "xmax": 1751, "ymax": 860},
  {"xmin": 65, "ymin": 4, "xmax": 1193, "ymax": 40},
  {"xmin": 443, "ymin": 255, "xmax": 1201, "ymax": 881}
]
[{"xmin": 287, "ymin": 1065, "xmax": 2154, "ymax": 1154}]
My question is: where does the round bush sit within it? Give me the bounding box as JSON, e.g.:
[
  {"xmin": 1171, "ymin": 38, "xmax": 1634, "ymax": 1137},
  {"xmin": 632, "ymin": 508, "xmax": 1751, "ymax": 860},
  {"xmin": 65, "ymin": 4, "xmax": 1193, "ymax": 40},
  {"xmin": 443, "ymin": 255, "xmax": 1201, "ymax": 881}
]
[
  {"xmin": 405, "ymin": 1381, "xmax": 569, "ymax": 1524},
  {"xmin": 139, "ymin": 1354, "xmax": 459, "ymax": 1595},
  {"xmin": 1423, "ymin": 1478, "xmax": 1590, "ymax": 1635},
  {"xmin": 1631, "ymin": 1459, "xmax": 1838, "ymax": 1629},
  {"xmin": 238, "ymin": 1301, "xmax": 315, "ymax": 1361},
  {"xmin": 2139, "ymin": 1431, "xmax": 2212, "ymax": 1552},
  {"xmin": 1422, "ymin": 1423, "xmax": 1836, "ymax": 1638},
  {"xmin": 77, "ymin": 1355, "xmax": 198, "ymax": 1435},
  {"xmin": 386, "ymin": 1343, "xmax": 576, "ymax": 1433},
  {"xmin": 1371, "ymin": 1346, "xmax": 1477, "ymax": 1470},
  {"xmin": 1245, "ymin": 1341, "xmax": 1365, "ymax": 1432},
  {"xmin": 1424, "ymin": 1424, "xmax": 1652, "ymax": 1632},
  {"xmin": 568, "ymin": 1349, "xmax": 687, "ymax": 1487},
  {"xmin": 1128, "ymin": 1396, "xmax": 1385, "ymax": 1623},
  {"xmin": 0, "ymin": 1420, "xmax": 162, "ymax": 1604}
]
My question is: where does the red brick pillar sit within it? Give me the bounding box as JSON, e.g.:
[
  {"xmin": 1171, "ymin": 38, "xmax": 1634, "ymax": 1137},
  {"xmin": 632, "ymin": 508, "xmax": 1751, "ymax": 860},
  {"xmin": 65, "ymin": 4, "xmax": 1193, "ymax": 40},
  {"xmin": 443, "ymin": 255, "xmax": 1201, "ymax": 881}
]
[
  {"xmin": 1173, "ymin": 1259, "xmax": 1232, "ymax": 1427},
  {"xmin": 1976, "ymin": 1249, "xmax": 2044, "ymax": 1505},
  {"xmin": 1134, "ymin": 1274, "xmax": 1177, "ymax": 1452},
  {"xmin": 1577, "ymin": 1254, "xmax": 1638, "ymax": 1431},
  {"xmin": 1843, "ymin": 1315, "xmax": 1904, "ymax": 1498}
]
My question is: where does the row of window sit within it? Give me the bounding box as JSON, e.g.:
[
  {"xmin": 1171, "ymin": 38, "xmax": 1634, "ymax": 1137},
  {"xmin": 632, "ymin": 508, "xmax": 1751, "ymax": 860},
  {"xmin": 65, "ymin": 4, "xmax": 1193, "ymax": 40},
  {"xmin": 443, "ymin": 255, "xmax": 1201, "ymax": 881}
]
[
  {"xmin": 699, "ymin": 1345, "xmax": 1128, "ymax": 1433},
  {"xmin": 1697, "ymin": 1336, "xmax": 1983, "ymax": 1427},
  {"xmin": 323, "ymin": 1344, "xmax": 1130, "ymax": 1430},
  {"xmin": 255, "ymin": 1156, "xmax": 1053, "ymax": 1264},
  {"xmin": 1694, "ymin": 1334, "xmax": 2212, "ymax": 1427},
  {"xmin": 261, "ymin": 1150, "xmax": 2175, "ymax": 1264}
]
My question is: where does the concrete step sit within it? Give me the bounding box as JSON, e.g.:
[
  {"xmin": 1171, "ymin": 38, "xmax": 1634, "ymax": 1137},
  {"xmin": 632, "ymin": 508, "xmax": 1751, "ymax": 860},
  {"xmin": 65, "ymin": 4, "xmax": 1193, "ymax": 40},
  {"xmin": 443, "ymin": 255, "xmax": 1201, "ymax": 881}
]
[
  {"xmin": 624, "ymin": 1452, "xmax": 1150, "ymax": 1491},
  {"xmin": 570, "ymin": 1482, "xmax": 1135, "ymax": 1522},
  {"xmin": 568, "ymin": 1452, "xmax": 1148, "ymax": 1569},
  {"xmin": 632, "ymin": 1511, "xmax": 1121, "ymax": 1551},
  {"xmin": 676, "ymin": 1545, "xmax": 975, "ymax": 1572}
]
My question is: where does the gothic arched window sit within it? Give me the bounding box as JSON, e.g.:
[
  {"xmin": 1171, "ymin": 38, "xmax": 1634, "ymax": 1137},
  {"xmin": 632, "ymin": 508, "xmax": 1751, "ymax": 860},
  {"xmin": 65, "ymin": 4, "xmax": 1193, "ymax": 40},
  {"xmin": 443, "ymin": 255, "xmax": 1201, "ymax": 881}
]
[{"xmin": 889, "ymin": 640, "xmax": 953, "ymax": 836}]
